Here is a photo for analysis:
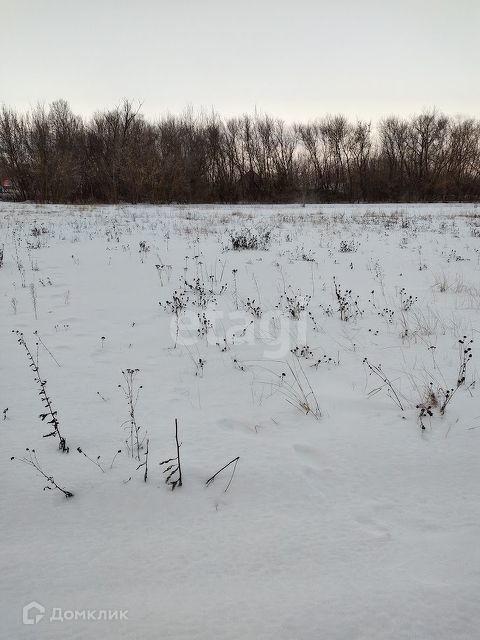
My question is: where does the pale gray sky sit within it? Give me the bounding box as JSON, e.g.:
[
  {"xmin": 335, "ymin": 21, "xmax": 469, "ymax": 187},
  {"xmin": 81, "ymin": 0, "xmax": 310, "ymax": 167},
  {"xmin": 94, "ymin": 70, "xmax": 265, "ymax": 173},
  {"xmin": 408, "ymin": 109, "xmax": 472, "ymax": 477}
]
[{"xmin": 1, "ymin": 0, "xmax": 478, "ymax": 122}]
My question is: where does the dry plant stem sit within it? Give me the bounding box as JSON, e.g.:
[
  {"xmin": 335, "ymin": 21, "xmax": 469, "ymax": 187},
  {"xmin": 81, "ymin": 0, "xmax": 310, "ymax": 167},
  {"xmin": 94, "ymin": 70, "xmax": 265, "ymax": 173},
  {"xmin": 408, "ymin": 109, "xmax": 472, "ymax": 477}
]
[
  {"xmin": 11, "ymin": 449, "xmax": 73, "ymax": 498},
  {"xmin": 34, "ymin": 330, "xmax": 61, "ymax": 367},
  {"xmin": 136, "ymin": 438, "xmax": 149, "ymax": 482},
  {"xmin": 363, "ymin": 357, "xmax": 404, "ymax": 411},
  {"xmin": 284, "ymin": 358, "xmax": 321, "ymax": 418},
  {"xmin": 232, "ymin": 269, "xmax": 239, "ymax": 310},
  {"xmin": 14, "ymin": 331, "xmax": 68, "ymax": 451},
  {"xmin": 249, "ymin": 359, "xmax": 321, "ymax": 419},
  {"xmin": 439, "ymin": 387, "xmax": 457, "ymax": 415},
  {"xmin": 206, "ymin": 456, "xmax": 240, "ymax": 493},
  {"xmin": 29, "ymin": 283, "xmax": 38, "ymax": 320},
  {"xmin": 144, "ymin": 439, "xmax": 149, "ymax": 482},
  {"xmin": 175, "ymin": 419, "xmax": 182, "ymax": 487},
  {"xmin": 119, "ymin": 369, "xmax": 143, "ymax": 460},
  {"xmin": 159, "ymin": 418, "xmax": 182, "ymax": 490},
  {"xmin": 110, "ymin": 450, "xmax": 122, "ymax": 469},
  {"xmin": 457, "ymin": 337, "xmax": 473, "ymax": 387},
  {"xmin": 77, "ymin": 447, "xmax": 105, "ymax": 472}
]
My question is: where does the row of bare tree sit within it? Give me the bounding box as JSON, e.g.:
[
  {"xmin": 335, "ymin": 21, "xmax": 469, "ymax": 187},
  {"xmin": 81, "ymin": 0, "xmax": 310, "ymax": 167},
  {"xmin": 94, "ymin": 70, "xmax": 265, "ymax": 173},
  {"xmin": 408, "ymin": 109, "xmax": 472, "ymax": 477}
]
[{"xmin": 1, "ymin": 100, "xmax": 479, "ymax": 203}]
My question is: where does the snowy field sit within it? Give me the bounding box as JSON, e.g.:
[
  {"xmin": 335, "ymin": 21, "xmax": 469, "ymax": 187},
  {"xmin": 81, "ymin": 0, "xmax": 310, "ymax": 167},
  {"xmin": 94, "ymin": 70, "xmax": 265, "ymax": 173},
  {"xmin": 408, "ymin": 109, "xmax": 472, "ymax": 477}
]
[{"xmin": 1, "ymin": 202, "xmax": 480, "ymax": 639}]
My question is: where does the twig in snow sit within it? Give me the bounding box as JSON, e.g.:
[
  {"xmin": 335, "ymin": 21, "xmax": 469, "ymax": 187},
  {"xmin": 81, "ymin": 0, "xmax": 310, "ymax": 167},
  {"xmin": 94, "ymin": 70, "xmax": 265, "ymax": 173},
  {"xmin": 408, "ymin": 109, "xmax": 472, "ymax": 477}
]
[
  {"xmin": 206, "ymin": 456, "xmax": 240, "ymax": 493},
  {"xmin": 136, "ymin": 438, "xmax": 149, "ymax": 482},
  {"xmin": 159, "ymin": 419, "xmax": 183, "ymax": 490},
  {"xmin": 110, "ymin": 449, "xmax": 122, "ymax": 469},
  {"xmin": 33, "ymin": 330, "xmax": 61, "ymax": 367},
  {"xmin": 77, "ymin": 447, "xmax": 105, "ymax": 472}
]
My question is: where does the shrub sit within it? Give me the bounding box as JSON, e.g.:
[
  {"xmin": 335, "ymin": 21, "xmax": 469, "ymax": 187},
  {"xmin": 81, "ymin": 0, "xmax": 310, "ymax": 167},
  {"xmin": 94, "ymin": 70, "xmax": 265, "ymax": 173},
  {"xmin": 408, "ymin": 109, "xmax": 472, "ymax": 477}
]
[{"xmin": 229, "ymin": 227, "xmax": 271, "ymax": 251}]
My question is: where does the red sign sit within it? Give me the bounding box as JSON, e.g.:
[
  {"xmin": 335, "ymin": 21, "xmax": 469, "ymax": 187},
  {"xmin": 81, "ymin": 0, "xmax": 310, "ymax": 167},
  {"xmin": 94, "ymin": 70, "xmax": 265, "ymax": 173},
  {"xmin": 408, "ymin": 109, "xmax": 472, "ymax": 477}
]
[{"xmin": 2, "ymin": 178, "xmax": 12, "ymax": 188}]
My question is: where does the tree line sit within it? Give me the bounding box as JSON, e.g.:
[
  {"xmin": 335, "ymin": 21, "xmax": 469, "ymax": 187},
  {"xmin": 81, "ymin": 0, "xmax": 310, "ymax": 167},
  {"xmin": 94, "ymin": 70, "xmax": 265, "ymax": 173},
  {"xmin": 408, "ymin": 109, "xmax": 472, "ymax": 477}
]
[{"xmin": 0, "ymin": 100, "xmax": 479, "ymax": 203}]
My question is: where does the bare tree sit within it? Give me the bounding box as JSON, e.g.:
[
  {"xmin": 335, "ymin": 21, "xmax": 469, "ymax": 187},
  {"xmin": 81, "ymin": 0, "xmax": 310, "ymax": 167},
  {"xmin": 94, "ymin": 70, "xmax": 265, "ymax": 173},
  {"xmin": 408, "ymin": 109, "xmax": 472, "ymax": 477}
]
[{"xmin": 1, "ymin": 101, "xmax": 479, "ymax": 204}]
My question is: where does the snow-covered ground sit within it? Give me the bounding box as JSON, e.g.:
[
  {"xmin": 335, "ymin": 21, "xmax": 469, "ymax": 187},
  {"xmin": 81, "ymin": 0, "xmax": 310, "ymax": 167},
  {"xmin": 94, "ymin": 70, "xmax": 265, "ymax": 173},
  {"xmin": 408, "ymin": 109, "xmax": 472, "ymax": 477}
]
[{"xmin": 1, "ymin": 202, "xmax": 480, "ymax": 639}]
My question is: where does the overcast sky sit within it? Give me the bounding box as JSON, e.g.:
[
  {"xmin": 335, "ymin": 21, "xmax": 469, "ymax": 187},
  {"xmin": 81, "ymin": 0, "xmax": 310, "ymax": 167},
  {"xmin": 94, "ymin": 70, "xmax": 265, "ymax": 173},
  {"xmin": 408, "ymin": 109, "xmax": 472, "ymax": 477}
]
[{"xmin": 1, "ymin": 0, "xmax": 478, "ymax": 123}]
